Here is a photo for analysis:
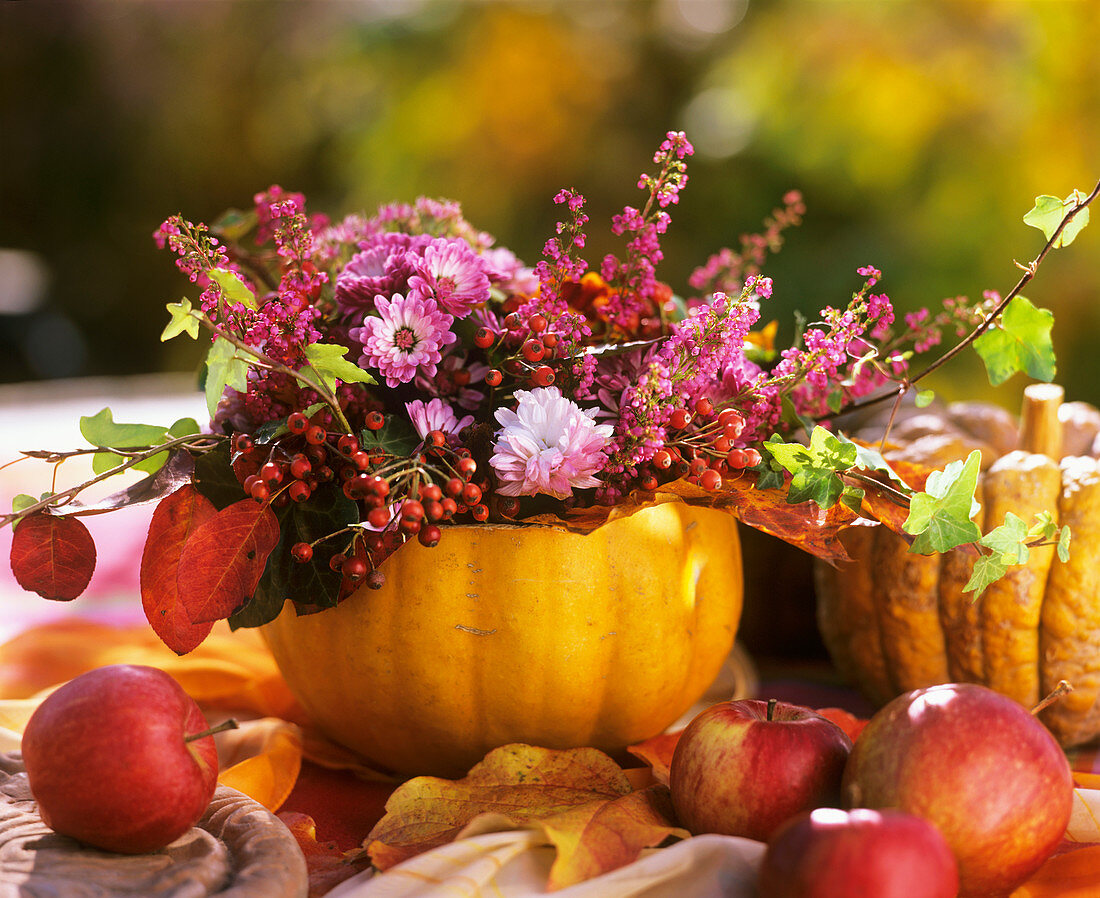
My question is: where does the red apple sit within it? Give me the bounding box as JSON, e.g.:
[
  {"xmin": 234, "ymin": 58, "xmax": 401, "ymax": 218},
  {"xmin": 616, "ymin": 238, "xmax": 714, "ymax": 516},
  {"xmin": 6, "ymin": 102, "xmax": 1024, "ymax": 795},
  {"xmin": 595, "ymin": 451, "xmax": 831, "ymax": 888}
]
[
  {"xmin": 758, "ymin": 807, "xmax": 959, "ymax": 898},
  {"xmin": 842, "ymin": 682, "xmax": 1073, "ymax": 898},
  {"xmin": 668, "ymin": 698, "xmax": 853, "ymax": 841},
  {"xmin": 21, "ymin": 664, "xmax": 221, "ymax": 854}
]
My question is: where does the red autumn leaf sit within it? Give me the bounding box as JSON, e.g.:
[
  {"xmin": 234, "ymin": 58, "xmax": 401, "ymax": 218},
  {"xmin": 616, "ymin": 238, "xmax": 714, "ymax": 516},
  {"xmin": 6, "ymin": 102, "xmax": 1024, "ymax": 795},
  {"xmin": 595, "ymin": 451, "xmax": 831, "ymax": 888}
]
[
  {"xmin": 9, "ymin": 513, "xmax": 97, "ymax": 601},
  {"xmin": 140, "ymin": 485, "xmax": 218, "ymax": 655},
  {"xmin": 277, "ymin": 811, "xmax": 372, "ymax": 898},
  {"xmin": 176, "ymin": 498, "xmax": 280, "ymax": 624}
]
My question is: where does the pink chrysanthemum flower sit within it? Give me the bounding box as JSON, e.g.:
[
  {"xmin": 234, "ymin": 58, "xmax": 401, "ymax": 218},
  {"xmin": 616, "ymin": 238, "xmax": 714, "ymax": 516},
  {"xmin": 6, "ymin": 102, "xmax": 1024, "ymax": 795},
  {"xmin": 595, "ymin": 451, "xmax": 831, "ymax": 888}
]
[
  {"xmin": 351, "ymin": 293, "xmax": 456, "ymax": 388},
  {"xmin": 407, "ymin": 238, "xmax": 490, "ymax": 318},
  {"xmin": 405, "ymin": 397, "xmax": 474, "ymax": 440},
  {"xmin": 490, "ymin": 387, "xmax": 614, "ymax": 499}
]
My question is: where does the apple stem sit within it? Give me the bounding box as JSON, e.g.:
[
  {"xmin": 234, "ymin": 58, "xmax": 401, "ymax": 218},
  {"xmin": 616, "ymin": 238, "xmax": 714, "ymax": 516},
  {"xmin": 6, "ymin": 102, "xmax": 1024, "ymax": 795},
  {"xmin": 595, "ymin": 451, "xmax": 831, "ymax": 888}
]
[
  {"xmin": 1031, "ymin": 680, "xmax": 1073, "ymax": 717},
  {"xmin": 185, "ymin": 718, "xmax": 240, "ymax": 743},
  {"xmin": 767, "ymin": 698, "xmax": 777, "ymax": 721}
]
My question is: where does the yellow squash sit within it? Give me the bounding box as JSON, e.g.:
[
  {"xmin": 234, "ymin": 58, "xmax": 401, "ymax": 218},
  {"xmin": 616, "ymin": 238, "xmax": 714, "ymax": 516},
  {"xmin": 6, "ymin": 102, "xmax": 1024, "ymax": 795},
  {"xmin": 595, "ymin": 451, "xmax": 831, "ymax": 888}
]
[
  {"xmin": 817, "ymin": 385, "xmax": 1100, "ymax": 746},
  {"xmin": 261, "ymin": 501, "xmax": 743, "ymax": 777}
]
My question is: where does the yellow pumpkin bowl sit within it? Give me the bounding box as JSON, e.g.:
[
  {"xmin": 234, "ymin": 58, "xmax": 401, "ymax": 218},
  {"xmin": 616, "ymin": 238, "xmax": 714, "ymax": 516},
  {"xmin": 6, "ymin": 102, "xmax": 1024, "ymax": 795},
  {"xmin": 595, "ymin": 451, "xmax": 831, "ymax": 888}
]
[{"xmin": 260, "ymin": 500, "xmax": 744, "ymax": 777}]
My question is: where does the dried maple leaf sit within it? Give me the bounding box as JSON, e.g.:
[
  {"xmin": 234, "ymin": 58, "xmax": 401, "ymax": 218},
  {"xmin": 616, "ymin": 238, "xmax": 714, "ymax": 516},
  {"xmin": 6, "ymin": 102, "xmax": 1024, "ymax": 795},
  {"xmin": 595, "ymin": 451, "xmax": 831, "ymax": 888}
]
[
  {"xmin": 366, "ymin": 743, "xmax": 686, "ymax": 887},
  {"xmin": 536, "ymin": 784, "xmax": 687, "ymax": 889},
  {"xmin": 367, "ymin": 743, "xmax": 631, "ymax": 870}
]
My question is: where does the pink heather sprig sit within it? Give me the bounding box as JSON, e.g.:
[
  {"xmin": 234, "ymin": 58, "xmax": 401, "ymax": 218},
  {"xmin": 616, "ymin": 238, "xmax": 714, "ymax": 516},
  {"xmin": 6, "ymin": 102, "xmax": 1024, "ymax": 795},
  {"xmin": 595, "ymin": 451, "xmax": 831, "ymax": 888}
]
[
  {"xmin": 254, "ymin": 187, "xmax": 315, "ymax": 269},
  {"xmin": 689, "ymin": 190, "xmax": 806, "ymax": 297},
  {"xmin": 240, "ymin": 297, "xmax": 323, "ymax": 368},
  {"xmin": 606, "ymin": 287, "xmax": 760, "ymax": 473},
  {"xmin": 374, "ymin": 196, "xmax": 490, "ymax": 247},
  {"xmin": 601, "ymin": 132, "xmax": 694, "ymax": 330},
  {"xmin": 535, "ymin": 189, "xmax": 589, "ymax": 307},
  {"xmin": 154, "ymin": 215, "xmax": 230, "ymax": 286},
  {"xmin": 735, "ymin": 269, "xmax": 900, "ymax": 435}
]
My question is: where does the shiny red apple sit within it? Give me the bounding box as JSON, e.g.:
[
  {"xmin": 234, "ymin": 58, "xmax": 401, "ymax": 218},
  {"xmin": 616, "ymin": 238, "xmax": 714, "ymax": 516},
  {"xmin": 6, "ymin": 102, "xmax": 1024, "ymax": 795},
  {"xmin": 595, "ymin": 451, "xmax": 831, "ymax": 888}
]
[
  {"xmin": 842, "ymin": 682, "xmax": 1073, "ymax": 898},
  {"xmin": 668, "ymin": 698, "xmax": 853, "ymax": 841},
  {"xmin": 21, "ymin": 664, "xmax": 221, "ymax": 854},
  {"xmin": 758, "ymin": 807, "xmax": 959, "ymax": 898}
]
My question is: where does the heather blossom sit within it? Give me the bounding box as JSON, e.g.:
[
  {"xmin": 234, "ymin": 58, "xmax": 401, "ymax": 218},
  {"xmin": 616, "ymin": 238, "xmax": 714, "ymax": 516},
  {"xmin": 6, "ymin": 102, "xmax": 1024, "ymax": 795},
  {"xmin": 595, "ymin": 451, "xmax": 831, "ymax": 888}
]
[
  {"xmin": 351, "ymin": 293, "xmax": 456, "ymax": 387},
  {"xmin": 491, "ymin": 387, "xmax": 614, "ymax": 499}
]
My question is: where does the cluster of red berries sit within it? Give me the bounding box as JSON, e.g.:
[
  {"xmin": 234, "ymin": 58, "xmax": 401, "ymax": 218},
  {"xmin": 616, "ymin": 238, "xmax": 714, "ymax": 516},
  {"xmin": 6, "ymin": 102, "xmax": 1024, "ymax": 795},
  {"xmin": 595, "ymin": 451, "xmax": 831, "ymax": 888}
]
[
  {"xmin": 475, "ymin": 311, "xmax": 563, "ymax": 391},
  {"xmin": 636, "ymin": 402, "xmax": 761, "ymax": 494},
  {"xmin": 229, "ymin": 409, "xmax": 509, "ymax": 590}
]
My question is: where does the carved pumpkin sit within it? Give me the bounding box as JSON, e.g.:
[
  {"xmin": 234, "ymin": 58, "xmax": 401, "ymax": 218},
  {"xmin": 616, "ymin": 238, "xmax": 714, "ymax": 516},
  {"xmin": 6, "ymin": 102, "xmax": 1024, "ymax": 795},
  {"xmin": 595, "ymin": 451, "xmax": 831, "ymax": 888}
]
[
  {"xmin": 816, "ymin": 384, "xmax": 1100, "ymax": 746},
  {"xmin": 261, "ymin": 501, "xmax": 743, "ymax": 776}
]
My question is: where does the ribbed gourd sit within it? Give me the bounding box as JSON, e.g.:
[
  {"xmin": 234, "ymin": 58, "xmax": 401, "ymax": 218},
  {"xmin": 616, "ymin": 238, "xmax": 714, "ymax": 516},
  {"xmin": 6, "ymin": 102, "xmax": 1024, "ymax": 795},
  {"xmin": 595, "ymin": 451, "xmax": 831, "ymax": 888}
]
[{"xmin": 816, "ymin": 384, "xmax": 1100, "ymax": 747}]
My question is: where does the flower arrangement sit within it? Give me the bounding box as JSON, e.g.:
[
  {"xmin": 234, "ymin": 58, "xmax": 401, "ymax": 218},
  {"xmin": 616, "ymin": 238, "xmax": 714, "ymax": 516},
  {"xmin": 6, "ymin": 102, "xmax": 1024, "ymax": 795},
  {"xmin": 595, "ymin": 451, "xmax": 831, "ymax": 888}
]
[{"xmin": 4, "ymin": 131, "xmax": 1096, "ymax": 654}]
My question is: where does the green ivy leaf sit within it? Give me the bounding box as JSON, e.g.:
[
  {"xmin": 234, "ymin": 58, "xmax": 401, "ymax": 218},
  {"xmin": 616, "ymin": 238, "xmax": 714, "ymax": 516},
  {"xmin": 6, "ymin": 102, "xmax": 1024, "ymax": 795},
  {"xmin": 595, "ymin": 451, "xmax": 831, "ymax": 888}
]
[
  {"xmin": 964, "ymin": 553, "xmax": 1009, "ymax": 597},
  {"xmin": 205, "ymin": 336, "xmax": 251, "ymax": 418},
  {"xmin": 764, "ymin": 427, "xmax": 858, "ymax": 509},
  {"xmin": 904, "ymin": 450, "xmax": 983, "ymax": 554},
  {"xmin": 81, "ymin": 408, "xmax": 174, "ymax": 476},
  {"xmin": 1023, "ymin": 190, "xmax": 1091, "ymax": 248},
  {"xmin": 1057, "ymin": 525, "xmax": 1072, "ymax": 562},
  {"xmin": 979, "ymin": 512, "xmax": 1029, "ymax": 566},
  {"xmin": 209, "ymin": 268, "xmax": 257, "ymax": 310},
  {"xmin": 304, "ymin": 343, "xmax": 377, "ymax": 394},
  {"xmin": 161, "ymin": 297, "xmax": 202, "ymax": 341},
  {"xmin": 973, "ymin": 295, "xmax": 1055, "ymax": 387}
]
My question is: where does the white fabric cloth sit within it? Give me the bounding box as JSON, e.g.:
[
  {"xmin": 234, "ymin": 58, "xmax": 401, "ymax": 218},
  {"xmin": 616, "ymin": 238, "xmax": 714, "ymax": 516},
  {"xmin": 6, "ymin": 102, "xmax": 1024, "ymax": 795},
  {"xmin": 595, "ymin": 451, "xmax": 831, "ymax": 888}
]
[{"xmin": 326, "ymin": 832, "xmax": 765, "ymax": 898}]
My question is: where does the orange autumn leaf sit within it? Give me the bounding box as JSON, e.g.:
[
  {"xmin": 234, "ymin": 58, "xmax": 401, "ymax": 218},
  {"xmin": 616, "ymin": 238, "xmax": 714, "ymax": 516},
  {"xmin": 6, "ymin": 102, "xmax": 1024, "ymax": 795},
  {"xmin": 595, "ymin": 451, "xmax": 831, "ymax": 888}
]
[
  {"xmin": 816, "ymin": 707, "xmax": 868, "ymax": 743},
  {"xmin": 0, "ymin": 619, "xmax": 302, "ymax": 722},
  {"xmin": 627, "ymin": 731, "xmax": 682, "ymax": 786},
  {"xmin": 536, "ymin": 784, "xmax": 688, "ymax": 889},
  {"xmin": 217, "ymin": 718, "xmax": 304, "ymax": 812},
  {"xmin": 278, "ymin": 811, "xmax": 372, "ymax": 898},
  {"xmin": 366, "ymin": 743, "xmax": 634, "ymax": 871},
  {"xmin": 1011, "ymin": 843, "xmax": 1100, "ymax": 898}
]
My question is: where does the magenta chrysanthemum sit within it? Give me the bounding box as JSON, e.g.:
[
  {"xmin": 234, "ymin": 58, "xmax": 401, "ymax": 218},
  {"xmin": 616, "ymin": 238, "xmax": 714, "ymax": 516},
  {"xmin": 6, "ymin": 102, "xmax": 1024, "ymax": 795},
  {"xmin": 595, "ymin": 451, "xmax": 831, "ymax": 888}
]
[
  {"xmin": 407, "ymin": 238, "xmax": 491, "ymax": 318},
  {"xmin": 351, "ymin": 293, "xmax": 456, "ymax": 388},
  {"xmin": 490, "ymin": 387, "xmax": 613, "ymax": 499}
]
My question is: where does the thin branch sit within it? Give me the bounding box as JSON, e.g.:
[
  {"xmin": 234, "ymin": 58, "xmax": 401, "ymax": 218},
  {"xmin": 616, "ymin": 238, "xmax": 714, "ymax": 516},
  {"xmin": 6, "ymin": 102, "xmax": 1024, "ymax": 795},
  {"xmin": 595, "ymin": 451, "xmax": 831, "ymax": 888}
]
[
  {"xmin": 838, "ymin": 178, "xmax": 1100, "ymax": 419},
  {"xmin": 0, "ymin": 434, "xmax": 222, "ymax": 527}
]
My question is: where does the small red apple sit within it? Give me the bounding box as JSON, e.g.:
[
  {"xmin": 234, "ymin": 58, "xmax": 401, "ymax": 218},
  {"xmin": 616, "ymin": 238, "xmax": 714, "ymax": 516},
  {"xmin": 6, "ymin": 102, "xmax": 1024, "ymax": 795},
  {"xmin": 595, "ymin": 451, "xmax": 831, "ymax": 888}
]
[
  {"xmin": 21, "ymin": 664, "xmax": 224, "ymax": 854},
  {"xmin": 758, "ymin": 807, "xmax": 959, "ymax": 898},
  {"xmin": 842, "ymin": 682, "xmax": 1073, "ymax": 898},
  {"xmin": 668, "ymin": 698, "xmax": 853, "ymax": 842}
]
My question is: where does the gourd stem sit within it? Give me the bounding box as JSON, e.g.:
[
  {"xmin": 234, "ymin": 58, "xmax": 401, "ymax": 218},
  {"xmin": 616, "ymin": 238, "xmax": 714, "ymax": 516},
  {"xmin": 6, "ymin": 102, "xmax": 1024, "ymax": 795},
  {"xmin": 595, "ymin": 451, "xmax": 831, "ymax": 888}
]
[{"xmin": 1019, "ymin": 383, "xmax": 1064, "ymax": 459}]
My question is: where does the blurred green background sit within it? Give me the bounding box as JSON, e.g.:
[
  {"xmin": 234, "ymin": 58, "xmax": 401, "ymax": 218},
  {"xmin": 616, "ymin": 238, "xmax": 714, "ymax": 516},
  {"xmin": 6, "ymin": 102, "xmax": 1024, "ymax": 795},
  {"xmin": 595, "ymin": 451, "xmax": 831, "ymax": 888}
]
[{"xmin": 2, "ymin": 0, "xmax": 1098, "ymax": 414}]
